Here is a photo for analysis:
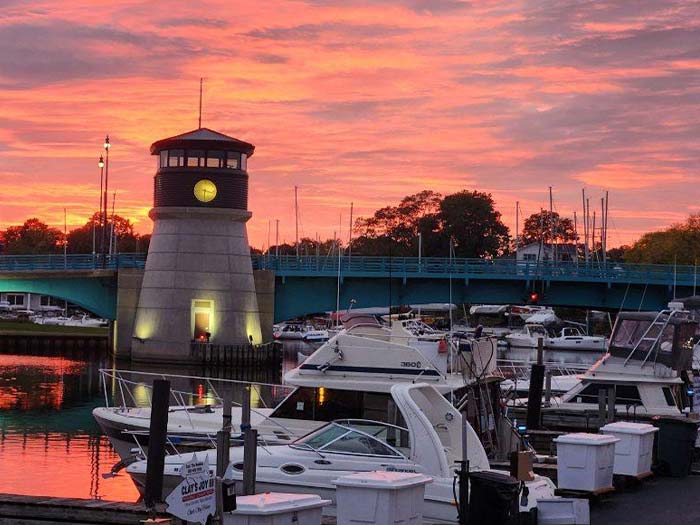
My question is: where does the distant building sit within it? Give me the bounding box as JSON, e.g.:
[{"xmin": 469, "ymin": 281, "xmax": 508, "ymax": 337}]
[
  {"xmin": 0, "ymin": 292, "xmax": 66, "ymax": 312},
  {"xmin": 516, "ymin": 242, "xmax": 577, "ymax": 263}
]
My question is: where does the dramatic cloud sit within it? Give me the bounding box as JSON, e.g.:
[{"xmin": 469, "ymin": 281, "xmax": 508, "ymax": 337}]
[{"xmin": 0, "ymin": 0, "xmax": 698, "ymax": 248}]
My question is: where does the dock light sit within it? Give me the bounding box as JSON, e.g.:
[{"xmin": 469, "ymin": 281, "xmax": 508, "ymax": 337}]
[
  {"xmin": 98, "ymin": 156, "xmax": 104, "ymax": 168},
  {"xmin": 104, "ymin": 135, "xmax": 111, "ymax": 150},
  {"xmin": 517, "ymin": 424, "xmax": 527, "ymax": 435},
  {"xmin": 529, "ymin": 292, "xmax": 539, "ymax": 304},
  {"xmin": 687, "ymin": 387, "xmax": 695, "ymax": 396}
]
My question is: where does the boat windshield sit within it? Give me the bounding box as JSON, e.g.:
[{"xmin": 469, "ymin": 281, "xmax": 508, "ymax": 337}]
[
  {"xmin": 291, "ymin": 419, "xmax": 409, "ymax": 458},
  {"xmin": 527, "ymin": 325, "xmax": 548, "ymax": 337}
]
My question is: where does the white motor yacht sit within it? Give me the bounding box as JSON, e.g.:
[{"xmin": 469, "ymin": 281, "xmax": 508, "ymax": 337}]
[
  {"xmin": 546, "ymin": 327, "xmax": 607, "ymax": 352},
  {"xmin": 94, "ymin": 314, "xmax": 501, "ymax": 461},
  {"xmin": 273, "ymin": 321, "xmax": 312, "ymax": 340},
  {"xmin": 303, "ymin": 329, "xmax": 330, "ymax": 342},
  {"xmin": 510, "ymin": 309, "xmax": 698, "ymax": 430},
  {"xmin": 505, "ymin": 324, "xmax": 550, "ymax": 349},
  {"xmin": 125, "ymin": 383, "xmax": 556, "ymax": 523}
]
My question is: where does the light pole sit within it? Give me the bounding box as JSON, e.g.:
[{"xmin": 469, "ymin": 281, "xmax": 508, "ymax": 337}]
[
  {"xmin": 101, "ymin": 135, "xmax": 111, "ymax": 267},
  {"xmin": 95, "ymin": 156, "xmax": 104, "ymax": 262}
]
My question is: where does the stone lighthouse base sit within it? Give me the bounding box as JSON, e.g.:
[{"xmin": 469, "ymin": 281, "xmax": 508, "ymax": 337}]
[{"xmin": 131, "ymin": 207, "xmax": 262, "ymax": 364}]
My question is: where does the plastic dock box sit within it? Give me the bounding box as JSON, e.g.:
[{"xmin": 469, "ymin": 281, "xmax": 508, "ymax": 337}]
[
  {"xmin": 334, "ymin": 471, "xmax": 433, "ymax": 525},
  {"xmin": 600, "ymin": 422, "xmax": 658, "ymax": 477},
  {"xmin": 555, "ymin": 433, "xmax": 619, "ymax": 492},
  {"xmin": 224, "ymin": 492, "xmax": 330, "ymax": 525}
]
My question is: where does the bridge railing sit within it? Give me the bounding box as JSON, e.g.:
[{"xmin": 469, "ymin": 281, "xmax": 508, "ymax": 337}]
[
  {"xmin": 252, "ymin": 254, "xmax": 698, "ymax": 285},
  {"xmin": 0, "ymin": 252, "xmax": 695, "ymax": 286},
  {"xmin": 0, "ymin": 252, "xmax": 146, "ymax": 271}
]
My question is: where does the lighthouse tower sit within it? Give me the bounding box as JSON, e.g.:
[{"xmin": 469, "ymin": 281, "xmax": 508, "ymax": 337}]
[{"xmin": 132, "ymin": 128, "xmax": 262, "ymax": 362}]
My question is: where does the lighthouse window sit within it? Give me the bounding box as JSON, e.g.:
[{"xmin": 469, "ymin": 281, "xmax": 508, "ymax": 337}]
[
  {"xmin": 159, "ymin": 150, "xmax": 168, "ymax": 167},
  {"xmin": 187, "ymin": 150, "xmax": 205, "ymax": 167},
  {"xmin": 240, "ymin": 155, "xmax": 247, "ymax": 170},
  {"xmin": 168, "ymin": 149, "xmax": 184, "ymax": 167},
  {"xmin": 226, "ymin": 152, "xmax": 240, "ymax": 169},
  {"xmin": 206, "ymin": 151, "xmax": 224, "ymax": 168}
]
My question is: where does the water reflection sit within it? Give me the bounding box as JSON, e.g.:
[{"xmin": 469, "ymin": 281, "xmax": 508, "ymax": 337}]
[
  {"xmin": 0, "ymin": 337, "xmax": 591, "ymax": 501},
  {"xmin": 0, "ymin": 340, "xmax": 315, "ymax": 501}
]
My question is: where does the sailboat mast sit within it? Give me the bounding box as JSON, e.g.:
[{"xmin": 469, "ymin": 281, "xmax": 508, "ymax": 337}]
[
  {"xmin": 515, "ymin": 201, "xmax": 519, "ymax": 249},
  {"xmin": 294, "ymin": 185, "xmax": 299, "ymax": 258},
  {"xmin": 348, "ymin": 202, "xmax": 354, "ymax": 259}
]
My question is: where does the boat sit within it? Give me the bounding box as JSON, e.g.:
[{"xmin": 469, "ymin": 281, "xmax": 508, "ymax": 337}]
[
  {"xmin": 509, "ymin": 308, "xmax": 698, "ymax": 431},
  {"xmin": 125, "ymin": 383, "xmax": 556, "ymax": 523},
  {"xmin": 273, "ymin": 321, "xmax": 312, "ymax": 340},
  {"xmin": 94, "ymin": 314, "xmax": 502, "ymax": 461},
  {"xmin": 303, "ymin": 329, "xmax": 329, "ymax": 342},
  {"xmin": 546, "ymin": 327, "xmax": 607, "ymax": 352},
  {"xmin": 505, "ymin": 324, "xmax": 550, "ymax": 348}
]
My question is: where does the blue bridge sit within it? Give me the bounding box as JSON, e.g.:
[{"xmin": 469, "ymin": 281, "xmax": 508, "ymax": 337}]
[{"xmin": 0, "ymin": 253, "xmax": 696, "ymax": 322}]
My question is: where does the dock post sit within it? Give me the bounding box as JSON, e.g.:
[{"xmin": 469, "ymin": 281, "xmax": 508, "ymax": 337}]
[
  {"xmin": 598, "ymin": 389, "xmax": 607, "ymax": 426},
  {"xmin": 544, "ymin": 369, "xmax": 552, "ymax": 407},
  {"xmin": 607, "ymin": 386, "xmax": 616, "ymax": 422},
  {"xmin": 243, "ymin": 429, "xmax": 258, "ymax": 495},
  {"xmin": 241, "ymin": 385, "xmax": 257, "ymax": 495},
  {"xmin": 144, "ymin": 379, "xmax": 170, "ymax": 511},
  {"xmin": 525, "ymin": 338, "xmax": 545, "ymax": 430}
]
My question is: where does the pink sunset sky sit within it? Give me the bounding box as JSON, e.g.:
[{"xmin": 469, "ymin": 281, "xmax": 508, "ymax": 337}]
[{"xmin": 0, "ymin": 0, "xmax": 698, "ymax": 249}]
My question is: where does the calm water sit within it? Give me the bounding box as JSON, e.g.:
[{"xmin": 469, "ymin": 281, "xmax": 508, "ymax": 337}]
[
  {"xmin": 0, "ymin": 342, "xmax": 310, "ymax": 501},
  {"xmin": 0, "ymin": 339, "xmax": 599, "ymax": 501}
]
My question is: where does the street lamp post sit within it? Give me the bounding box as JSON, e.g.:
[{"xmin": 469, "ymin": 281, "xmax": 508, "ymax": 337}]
[
  {"xmin": 101, "ymin": 136, "xmax": 111, "ymax": 267},
  {"xmin": 95, "ymin": 156, "xmax": 105, "ymax": 265}
]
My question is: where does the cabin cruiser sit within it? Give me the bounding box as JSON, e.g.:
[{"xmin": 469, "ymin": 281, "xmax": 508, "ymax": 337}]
[
  {"xmin": 510, "ymin": 309, "xmax": 697, "ymax": 430},
  {"xmin": 125, "ymin": 383, "xmax": 556, "ymax": 523},
  {"xmin": 505, "ymin": 324, "xmax": 550, "ymax": 349},
  {"xmin": 546, "ymin": 327, "xmax": 607, "ymax": 352},
  {"xmin": 273, "ymin": 321, "xmax": 312, "ymax": 340},
  {"xmin": 94, "ymin": 314, "xmax": 501, "ymax": 461},
  {"xmin": 302, "ymin": 329, "xmax": 330, "ymax": 342}
]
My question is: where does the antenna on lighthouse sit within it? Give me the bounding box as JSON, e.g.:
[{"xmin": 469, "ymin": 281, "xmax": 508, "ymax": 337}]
[{"xmin": 198, "ymin": 78, "xmax": 204, "ymax": 129}]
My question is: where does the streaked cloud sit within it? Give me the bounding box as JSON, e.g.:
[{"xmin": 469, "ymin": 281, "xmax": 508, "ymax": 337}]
[{"xmin": 0, "ymin": 0, "xmax": 697, "ymax": 248}]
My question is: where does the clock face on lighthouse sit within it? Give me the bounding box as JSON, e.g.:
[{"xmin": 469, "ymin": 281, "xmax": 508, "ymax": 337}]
[{"xmin": 193, "ymin": 179, "xmax": 217, "ymax": 203}]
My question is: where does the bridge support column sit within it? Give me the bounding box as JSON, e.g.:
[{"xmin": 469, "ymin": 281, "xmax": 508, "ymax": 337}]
[{"xmin": 253, "ymin": 269, "xmax": 275, "ymax": 342}]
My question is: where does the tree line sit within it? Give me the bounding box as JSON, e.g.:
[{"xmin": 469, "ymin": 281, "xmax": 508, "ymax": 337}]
[
  {"xmin": 0, "ymin": 213, "xmax": 150, "ymax": 255},
  {"xmin": 1, "ymin": 189, "xmax": 697, "ymax": 264}
]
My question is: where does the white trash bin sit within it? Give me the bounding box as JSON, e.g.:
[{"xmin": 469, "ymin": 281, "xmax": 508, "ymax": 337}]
[
  {"xmin": 600, "ymin": 422, "xmax": 658, "ymax": 477},
  {"xmin": 224, "ymin": 492, "xmax": 331, "ymax": 525},
  {"xmin": 555, "ymin": 433, "xmax": 619, "ymax": 492},
  {"xmin": 334, "ymin": 471, "xmax": 432, "ymax": 525},
  {"xmin": 537, "ymin": 498, "xmax": 590, "ymax": 525}
]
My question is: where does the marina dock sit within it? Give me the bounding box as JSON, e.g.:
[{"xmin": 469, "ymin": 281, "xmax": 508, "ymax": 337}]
[{"xmin": 3, "ymin": 475, "xmax": 700, "ymax": 524}]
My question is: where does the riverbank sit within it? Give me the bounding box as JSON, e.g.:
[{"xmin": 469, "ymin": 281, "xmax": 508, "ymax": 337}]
[{"xmin": 0, "ymin": 320, "xmax": 107, "ymax": 337}]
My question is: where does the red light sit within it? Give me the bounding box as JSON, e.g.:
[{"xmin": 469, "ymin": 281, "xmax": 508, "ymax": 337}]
[{"xmin": 530, "ymin": 292, "xmax": 539, "ymax": 303}]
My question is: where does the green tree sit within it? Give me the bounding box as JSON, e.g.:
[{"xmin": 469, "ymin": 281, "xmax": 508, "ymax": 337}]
[
  {"xmin": 624, "ymin": 214, "xmax": 700, "ymax": 265},
  {"xmin": 67, "ymin": 212, "xmax": 145, "ymax": 253},
  {"xmin": 436, "ymin": 190, "xmax": 510, "ymax": 258},
  {"xmin": 0, "ymin": 218, "xmax": 64, "ymax": 254},
  {"xmin": 521, "ymin": 210, "xmax": 577, "ymax": 245},
  {"xmin": 352, "ymin": 191, "xmax": 442, "ymax": 256}
]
